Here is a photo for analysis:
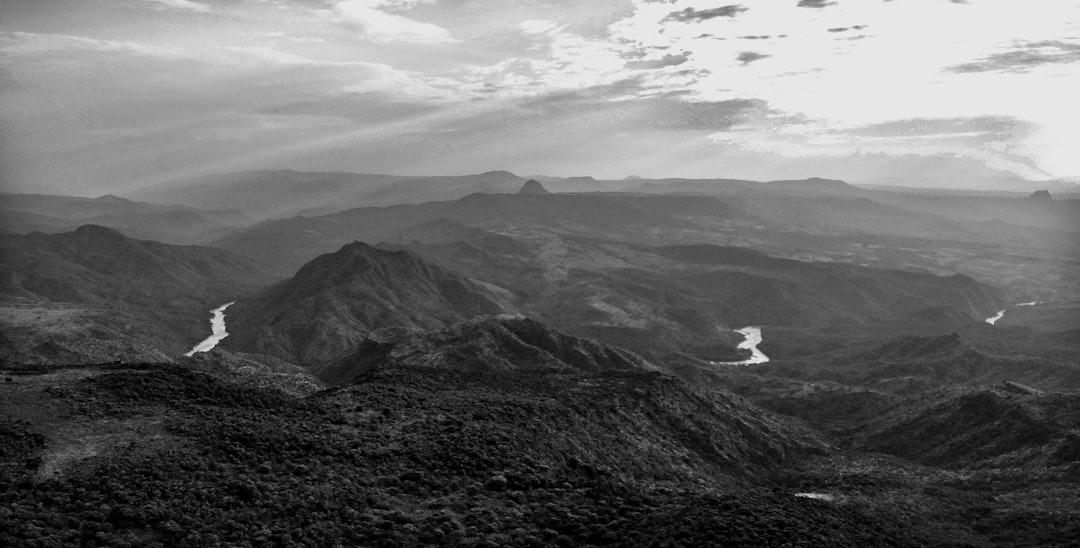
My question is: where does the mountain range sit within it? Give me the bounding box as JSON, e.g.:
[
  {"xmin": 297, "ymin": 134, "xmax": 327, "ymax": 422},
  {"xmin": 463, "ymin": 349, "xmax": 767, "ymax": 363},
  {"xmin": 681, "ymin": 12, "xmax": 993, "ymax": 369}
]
[
  {"xmin": 0, "ymin": 192, "xmax": 252, "ymax": 245},
  {"xmin": 2, "ymin": 169, "xmax": 1078, "ymax": 547}
]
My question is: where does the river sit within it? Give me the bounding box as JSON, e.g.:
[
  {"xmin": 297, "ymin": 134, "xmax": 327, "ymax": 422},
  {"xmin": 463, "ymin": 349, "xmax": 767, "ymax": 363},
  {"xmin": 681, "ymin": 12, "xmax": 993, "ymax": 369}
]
[
  {"xmin": 184, "ymin": 302, "xmax": 235, "ymax": 357},
  {"xmin": 985, "ymin": 301, "xmax": 1040, "ymax": 326},
  {"xmin": 711, "ymin": 326, "xmax": 769, "ymax": 365}
]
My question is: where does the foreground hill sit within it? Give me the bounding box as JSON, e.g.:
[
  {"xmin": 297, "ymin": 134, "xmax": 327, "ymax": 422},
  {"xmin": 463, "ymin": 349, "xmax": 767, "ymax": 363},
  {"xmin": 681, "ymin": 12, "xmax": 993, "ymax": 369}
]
[
  {"xmin": 0, "ymin": 338, "xmax": 863, "ymax": 548},
  {"xmin": 224, "ymin": 242, "xmax": 510, "ymax": 366},
  {"xmin": 4, "ymin": 349, "xmax": 1077, "ymax": 545},
  {"xmin": 0, "ymin": 225, "xmax": 273, "ymax": 362}
]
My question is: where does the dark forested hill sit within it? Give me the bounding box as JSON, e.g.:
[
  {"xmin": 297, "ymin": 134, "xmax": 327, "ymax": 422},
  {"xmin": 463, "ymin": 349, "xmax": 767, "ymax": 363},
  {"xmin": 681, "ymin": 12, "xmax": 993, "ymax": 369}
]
[{"xmin": 224, "ymin": 241, "xmax": 510, "ymax": 366}]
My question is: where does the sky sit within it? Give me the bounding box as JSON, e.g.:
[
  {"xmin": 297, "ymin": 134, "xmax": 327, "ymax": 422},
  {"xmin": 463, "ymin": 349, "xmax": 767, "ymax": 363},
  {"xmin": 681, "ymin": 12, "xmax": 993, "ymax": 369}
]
[{"xmin": 1, "ymin": 0, "xmax": 1079, "ymax": 195}]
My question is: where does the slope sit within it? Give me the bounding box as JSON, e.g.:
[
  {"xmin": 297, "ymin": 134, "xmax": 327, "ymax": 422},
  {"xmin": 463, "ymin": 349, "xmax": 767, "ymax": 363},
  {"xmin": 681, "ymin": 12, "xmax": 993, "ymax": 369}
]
[
  {"xmin": 0, "ymin": 225, "xmax": 274, "ymax": 361},
  {"xmin": 317, "ymin": 314, "xmax": 657, "ymax": 384},
  {"xmin": 223, "ymin": 241, "xmax": 510, "ymax": 366}
]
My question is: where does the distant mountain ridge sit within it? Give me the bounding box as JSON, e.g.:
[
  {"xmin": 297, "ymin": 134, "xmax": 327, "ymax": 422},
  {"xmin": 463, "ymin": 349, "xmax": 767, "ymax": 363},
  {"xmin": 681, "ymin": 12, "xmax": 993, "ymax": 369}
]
[
  {"xmin": 127, "ymin": 170, "xmax": 525, "ymax": 219},
  {"xmin": 1, "ymin": 225, "xmax": 268, "ymax": 308},
  {"xmin": 0, "ymin": 192, "xmax": 252, "ymax": 245}
]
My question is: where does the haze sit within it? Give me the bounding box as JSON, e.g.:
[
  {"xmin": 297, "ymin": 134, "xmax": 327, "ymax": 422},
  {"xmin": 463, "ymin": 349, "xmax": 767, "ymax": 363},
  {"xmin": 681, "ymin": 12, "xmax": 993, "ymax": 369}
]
[{"xmin": 1, "ymin": 0, "xmax": 1078, "ymax": 195}]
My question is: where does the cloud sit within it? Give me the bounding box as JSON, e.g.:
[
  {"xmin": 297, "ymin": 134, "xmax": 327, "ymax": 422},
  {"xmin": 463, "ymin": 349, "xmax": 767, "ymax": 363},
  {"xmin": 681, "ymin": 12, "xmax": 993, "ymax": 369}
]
[
  {"xmin": 825, "ymin": 25, "xmax": 867, "ymax": 33},
  {"xmin": 661, "ymin": 5, "xmax": 748, "ymax": 23},
  {"xmin": 736, "ymin": 51, "xmax": 769, "ymax": 65},
  {"xmin": 0, "ymin": 31, "xmax": 184, "ymax": 58},
  {"xmin": 850, "ymin": 116, "xmax": 1032, "ymax": 139},
  {"xmin": 333, "ymin": 0, "xmax": 457, "ymax": 44},
  {"xmin": 948, "ymin": 40, "xmax": 1080, "ymax": 73},
  {"xmin": 796, "ymin": 0, "xmax": 835, "ymax": 8},
  {"xmin": 145, "ymin": 0, "xmax": 212, "ymax": 13},
  {"xmin": 625, "ymin": 53, "xmax": 690, "ymax": 70}
]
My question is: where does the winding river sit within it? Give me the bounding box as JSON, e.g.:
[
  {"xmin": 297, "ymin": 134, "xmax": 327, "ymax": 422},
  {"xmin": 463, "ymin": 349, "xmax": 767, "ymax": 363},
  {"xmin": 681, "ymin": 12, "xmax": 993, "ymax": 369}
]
[
  {"xmin": 711, "ymin": 326, "xmax": 770, "ymax": 366},
  {"xmin": 185, "ymin": 302, "xmax": 235, "ymax": 357},
  {"xmin": 985, "ymin": 301, "xmax": 1040, "ymax": 326}
]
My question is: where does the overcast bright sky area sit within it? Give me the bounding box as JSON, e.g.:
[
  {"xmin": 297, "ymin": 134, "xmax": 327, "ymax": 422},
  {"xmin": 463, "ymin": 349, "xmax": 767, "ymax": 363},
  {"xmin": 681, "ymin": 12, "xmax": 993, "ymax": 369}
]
[{"xmin": 1, "ymin": 0, "xmax": 1078, "ymax": 195}]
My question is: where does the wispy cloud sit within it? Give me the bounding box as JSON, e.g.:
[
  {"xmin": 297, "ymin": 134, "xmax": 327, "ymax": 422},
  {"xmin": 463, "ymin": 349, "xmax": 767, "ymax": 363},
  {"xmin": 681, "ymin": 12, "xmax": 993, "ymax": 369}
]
[
  {"xmin": 332, "ymin": 0, "xmax": 457, "ymax": 44},
  {"xmin": 796, "ymin": 0, "xmax": 835, "ymax": 9},
  {"xmin": 948, "ymin": 40, "xmax": 1080, "ymax": 73},
  {"xmin": 145, "ymin": 0, "xmax": 212, "ymax": 13}
]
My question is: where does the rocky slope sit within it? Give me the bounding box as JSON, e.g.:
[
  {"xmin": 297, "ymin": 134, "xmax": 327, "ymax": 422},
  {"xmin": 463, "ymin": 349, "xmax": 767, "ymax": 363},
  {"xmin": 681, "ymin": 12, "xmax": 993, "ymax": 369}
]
[
  {"xmin": 847, "ymin": 386, "xmax": 1080, "ymax": 469},
  {"xmin": 317, "ymin": 315, "xmax": 657, "ymax": 384},
  {"xmin": 224, "ymin": 242, "xmax": 510, "ymax": 366}
]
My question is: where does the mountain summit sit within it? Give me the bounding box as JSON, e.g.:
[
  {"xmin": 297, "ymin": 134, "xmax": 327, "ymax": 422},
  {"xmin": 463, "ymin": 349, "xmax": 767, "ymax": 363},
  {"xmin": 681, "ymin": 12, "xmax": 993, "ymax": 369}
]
[
  {"xmin": 517, "ymin": 179, "xmax": 551, "ymax": 195},
  {"xmin": 224, "ymin": 241, "xmax": 510, "ymax": 366}
]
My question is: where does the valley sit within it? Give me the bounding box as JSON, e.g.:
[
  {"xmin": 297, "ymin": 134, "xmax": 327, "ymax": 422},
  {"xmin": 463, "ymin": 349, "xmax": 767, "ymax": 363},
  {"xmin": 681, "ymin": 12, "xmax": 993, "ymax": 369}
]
[{"xmin": 2, "ymin": 173, "xmax": 1078, "ymax": 547}]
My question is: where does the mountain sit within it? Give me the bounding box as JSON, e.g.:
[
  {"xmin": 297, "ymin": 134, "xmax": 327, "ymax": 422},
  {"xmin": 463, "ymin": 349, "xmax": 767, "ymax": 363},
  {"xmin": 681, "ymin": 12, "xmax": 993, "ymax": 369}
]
[
  {"xmin": 849, "ymin": 387, "xmax": 1080, "ymax": 469},
  {"xmin": 517, "ymin": 179, "xmax": 551, "ymax": 195},
  {"xmin": 0, "ymin": 225, "xmax": 273, "ymax": 362},
  {"xmin": 348, "ymin": 171, "xmax": 524, "ymax": 209},
  {"xmin": 210, "ymin": 191, "xmax": 751, "ymax": 275},
  {"xmin": 835, "ymin": 332, "xmax": 1080, "ymax": 391},
  {"xmin": 1, "ymin": 225, "xmax": 269, "ymax": 309},
  {"xmin": 125, "ymin": 170, "xmax": 398, "ymax": 219},
  {"xmin": 127, "ymin": 170, "xmax": 525, "ymax": 220},
  {"xmin": 208, "ymin": 188, "xmax": 1006, "ymax": 362},
  {"xmin": 0, "ymin": 192, "xmax": 252, "ymax": 245},
  {"xmin": 764, "ymin": 177, "xmax": 866, "ymax": 197},
  {"xmin": 317, "ymin": 314, "xmax": 657, "ymax": 384},
  {"xmin": 653, "ymin": 244, "xmax": 1005, "ymax": 327},
  {"xmin": 224, "ymin": 241, "xmax": 511, "ymax": 366}
]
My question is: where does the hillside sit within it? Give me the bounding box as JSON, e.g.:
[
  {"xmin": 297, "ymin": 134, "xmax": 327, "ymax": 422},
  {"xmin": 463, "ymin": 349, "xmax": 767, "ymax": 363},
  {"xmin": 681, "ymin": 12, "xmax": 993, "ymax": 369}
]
[
  {"xmin": 1, "ymin": 225, "xmax": 268, "ymax": 308},
  {"xmin": 656, "ymin": 244, "xmax": 1005, "ymax": 327},
  {"xmin": 847, "ymin": 387, "xmax": 1080, "ymax": 469},
  {"xmin": 224, "ymin": 242, "xmax": 510, "ymax": 366},
  {"xmin": 0, "ymin": 225, "xmax": 274, "ymax": 361},
  {"xmin": 317, "ymin": 315, "xmax": 657, "ymax": 384}
]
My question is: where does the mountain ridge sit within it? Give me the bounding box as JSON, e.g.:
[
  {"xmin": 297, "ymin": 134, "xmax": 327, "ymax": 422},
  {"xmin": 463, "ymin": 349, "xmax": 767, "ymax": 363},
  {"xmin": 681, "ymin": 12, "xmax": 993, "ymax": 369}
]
[{"xmin": 224, "ymin": 241, "xmax": 511, "ymax": 366}]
